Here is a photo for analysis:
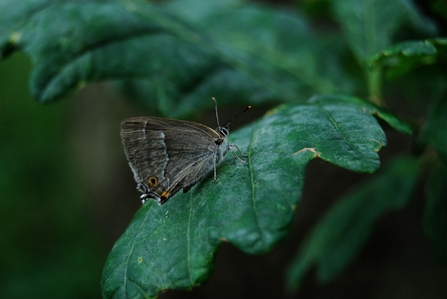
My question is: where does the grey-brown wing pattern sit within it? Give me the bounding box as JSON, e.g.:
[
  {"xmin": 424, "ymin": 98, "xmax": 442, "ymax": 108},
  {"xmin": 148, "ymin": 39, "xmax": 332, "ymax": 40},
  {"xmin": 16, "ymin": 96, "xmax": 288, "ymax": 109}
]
[{"xmin": 121, "ymin": 117, "xmax": 227, "ymax": 204}]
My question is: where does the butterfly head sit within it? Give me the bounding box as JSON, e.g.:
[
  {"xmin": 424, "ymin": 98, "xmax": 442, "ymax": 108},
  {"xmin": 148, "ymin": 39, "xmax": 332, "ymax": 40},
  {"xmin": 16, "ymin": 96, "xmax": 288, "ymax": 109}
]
[{"xmin": 217, "ymin": 123, "xmax": 230, "ymax": 137}]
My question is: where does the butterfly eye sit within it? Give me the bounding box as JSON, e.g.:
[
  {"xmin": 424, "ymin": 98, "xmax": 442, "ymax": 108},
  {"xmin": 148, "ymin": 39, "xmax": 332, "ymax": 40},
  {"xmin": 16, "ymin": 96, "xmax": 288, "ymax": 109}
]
[
  {"xmin": 148, "ymin": 176, "xmax": 158, "ymax": 187},
  {"xmin": 220, "ymin": 127, "xmax": 229, "ymax": 137}
]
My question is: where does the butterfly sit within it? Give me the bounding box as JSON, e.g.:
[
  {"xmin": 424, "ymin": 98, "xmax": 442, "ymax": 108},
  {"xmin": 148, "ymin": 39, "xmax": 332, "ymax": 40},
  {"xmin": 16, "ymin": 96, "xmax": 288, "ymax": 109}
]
[{"xmin": 121, "ymin": 98, "xmax": 250, "ymax": 205}]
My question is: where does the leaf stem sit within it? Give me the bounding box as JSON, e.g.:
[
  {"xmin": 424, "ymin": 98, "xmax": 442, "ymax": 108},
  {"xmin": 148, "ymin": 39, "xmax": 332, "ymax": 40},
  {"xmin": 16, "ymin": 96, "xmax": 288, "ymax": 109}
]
[{"xmin": 367, "ymin": 67, "xmax": 383, "ymax": 106}]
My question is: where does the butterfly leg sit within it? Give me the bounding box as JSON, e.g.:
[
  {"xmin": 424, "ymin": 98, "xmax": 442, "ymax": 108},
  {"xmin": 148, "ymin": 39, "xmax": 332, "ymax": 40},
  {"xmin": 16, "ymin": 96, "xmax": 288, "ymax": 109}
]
[
  {"xmin": 230, "ymin": 143, "xmax": 247, "ymax": 156},
  {"xmin": 229, "ymin": 144, "xmax": 247, "ymax": 163}
]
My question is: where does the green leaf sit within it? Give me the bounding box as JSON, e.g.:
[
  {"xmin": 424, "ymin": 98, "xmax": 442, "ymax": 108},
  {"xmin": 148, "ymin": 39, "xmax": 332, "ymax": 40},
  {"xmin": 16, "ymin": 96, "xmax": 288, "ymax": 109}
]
[
  {"xmin": 331, "ymin": 0, "xmax": 437, "ymax": 64},
  {"xmin": 418, "ymin": 92, "xmax": 447, "ymax": 162},
  {"xmin": 286, "ymin": 156, "xmax": 421, "ymax": 292},
  {"xmin": 424, "ymin": 165, "xmax": 447, "ymax": 267},
  {"xmin": 101, "ymin": 95, "xmax": 387, "ymax": 298},
  {"xmin": 0, "ymin": 0, "xmax": 354, "ymax": 117},
  {"xmin": 368, "ymin": 38, "xmax": 447, "ymax": 77},
  {"xmin": 0, "ymin": 0, "xmax": 213, "ymax": 103}
]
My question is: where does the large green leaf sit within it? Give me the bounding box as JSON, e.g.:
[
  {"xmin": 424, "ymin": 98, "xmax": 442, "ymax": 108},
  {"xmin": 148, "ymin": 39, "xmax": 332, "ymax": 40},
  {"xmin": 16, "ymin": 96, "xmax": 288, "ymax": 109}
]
[
  {"xmin": 101, "ymin": 95, "xmax": 391, "ymax": 298},
  {"xmin": 286, "ymin": 156, "xmax": 421, "ymax": 292},
  {"xmin": 424, "ymin": 165, "xmax": 447, "ymax": 267},
  {"xmin": 331, "ymin": 0, "xmax": 437, "ymax": 64},
  {"xmin": 0, "ymin": 0, "xmax": 354, "ymax": 118}
]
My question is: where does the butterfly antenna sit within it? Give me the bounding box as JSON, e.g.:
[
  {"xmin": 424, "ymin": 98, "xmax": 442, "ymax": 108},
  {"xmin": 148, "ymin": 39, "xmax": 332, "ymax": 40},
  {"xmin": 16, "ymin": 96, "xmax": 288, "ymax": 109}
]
[
  {"xmin": 212, "ymin": 97, "xmax": 221, "ymax": 127},
  {"xmin": 223, "ymin": 105, "xmax": 252, "ymax": 127}
]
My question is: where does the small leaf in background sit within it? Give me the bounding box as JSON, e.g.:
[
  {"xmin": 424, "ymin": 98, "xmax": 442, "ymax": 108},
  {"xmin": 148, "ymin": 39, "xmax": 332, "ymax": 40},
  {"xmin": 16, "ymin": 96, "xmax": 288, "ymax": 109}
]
[
  {"xmin": 331, "ymin": 0, "xmax": 437, "ymax": 64},
  {"xmin": 424, "ymin": 165, "xmax": 447, "ymax": 267},
  {"xmin": 418, "ymin": 92, "xmax": 447, "ymax": 162},
  {"xmin": 368, "ymin": 38, "xmax": 447, "ymax": 78},
  {"xmin": 101, "ymin": 95, "xmax": 389, "ymax": 298},
  {"xmin": 329, "ymin": 0, "xmax": 438, "ymax": 104},
  {"xmin": 286, "ymin": 156, "xmax": 421, "ymax": 292}
]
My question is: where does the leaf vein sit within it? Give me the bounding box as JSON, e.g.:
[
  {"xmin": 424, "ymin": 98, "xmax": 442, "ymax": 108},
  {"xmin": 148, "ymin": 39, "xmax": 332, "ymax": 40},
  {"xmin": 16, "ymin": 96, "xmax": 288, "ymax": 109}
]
[
  {"xmin": 247, "ymin": 122, "xmax": 264, "ymax": 246},
  {"xmin": 316, "ymin": 103, "xmax": 361, "ymax": 159},
  {"xmin": 126, "ymin": 277, "xmax": 150, "ymax": 299}
]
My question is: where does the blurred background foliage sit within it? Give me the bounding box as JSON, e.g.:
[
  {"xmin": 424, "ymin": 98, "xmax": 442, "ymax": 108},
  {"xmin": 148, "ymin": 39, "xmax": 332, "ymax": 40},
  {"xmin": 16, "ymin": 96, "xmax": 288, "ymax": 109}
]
[
  {"xmin": 1, "ymin": 0, "xmax": 447, "ymax": 298},
  {"xmin": 0, "ymin": 54, "xmax": 102, "ymax": 298}
]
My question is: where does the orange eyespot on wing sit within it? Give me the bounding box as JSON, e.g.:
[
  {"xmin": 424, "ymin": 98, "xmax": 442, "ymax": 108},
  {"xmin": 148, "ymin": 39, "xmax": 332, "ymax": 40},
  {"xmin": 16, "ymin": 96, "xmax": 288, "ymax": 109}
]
[
  {"xmin": 161, "ymin": 190, "xmax": 170, "ymax": 198},
  {"xmin": 148, "ymin": 176, "xmax": 158, "ymax": 187}
]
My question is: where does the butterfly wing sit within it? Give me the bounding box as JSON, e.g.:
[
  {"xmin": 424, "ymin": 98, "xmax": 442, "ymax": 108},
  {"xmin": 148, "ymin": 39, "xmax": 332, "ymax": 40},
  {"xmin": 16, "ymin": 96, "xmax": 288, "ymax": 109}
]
[{"xmin": 121, "ymin": 117, "xmax": 227, "ymax": 204}]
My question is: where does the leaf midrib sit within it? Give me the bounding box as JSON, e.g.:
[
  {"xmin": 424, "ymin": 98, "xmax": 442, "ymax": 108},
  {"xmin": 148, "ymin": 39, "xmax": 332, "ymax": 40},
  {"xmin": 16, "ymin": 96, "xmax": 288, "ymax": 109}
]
[{"xmin": 247, "ymin": 121, "xmax": 264, "ymax": 246}]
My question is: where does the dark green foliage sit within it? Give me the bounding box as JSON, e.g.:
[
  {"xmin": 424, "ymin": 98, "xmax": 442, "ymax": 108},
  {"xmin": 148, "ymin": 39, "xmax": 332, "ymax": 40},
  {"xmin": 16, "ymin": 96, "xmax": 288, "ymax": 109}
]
[
  {"xmin": 0, "ymin": 55, "xmax": 103, "ymax": 299},
  {"xmin": 286, "ymin": 157, "xmax": 421, "ymax": 291},
  {"xmin": 0, "ymin": 0, "xmax": 446, "ymax": 298}
]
